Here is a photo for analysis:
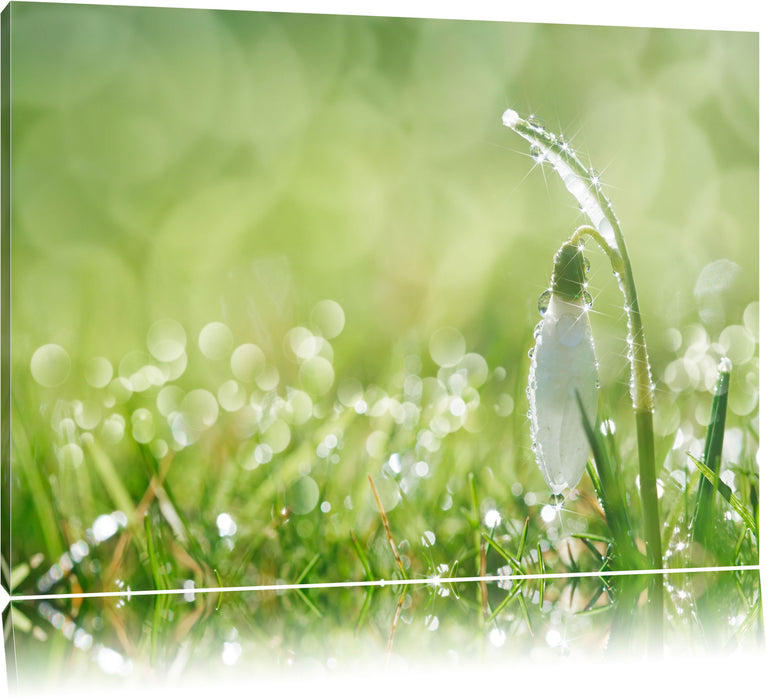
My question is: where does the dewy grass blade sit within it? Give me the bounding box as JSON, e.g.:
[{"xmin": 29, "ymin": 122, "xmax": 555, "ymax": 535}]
[
  {"xmin": 689, "ymin": 455, "xmax": 757, "ymax": 537},
  {"xmin": 517, "ymin": 589, "xmax": 534, "ymax": 636},
  {"xmin": 350, "ymin": 530, "xmax": 375, "ymax": 581},
  {"xmin": 692, "ymin": 358, "xmax": 732, "ymax": 546},
  {"xmin": 481, "ymin": 532, "xmax": 526, "ymax": 575},
  {"xmin": 486, "ymin": 584, "xmax": 521, "ymax": 624},
  {"xmin": 87, "ymin": 441, "xmax": 137, "ymax": 523},
  {"xmin": 368, "ymin": 475, "xmax": 408, "ymax": 580},
  {"xmin": 12, "ymin": 416, "xmax": 64, "ymax": 562},
  {"xmin": 575, "ymin": 393, "xmax": 641, "ymax": 569},
  {"xmin": 516, "ymin": 516, "xmax": 530, "ymax": 562}
]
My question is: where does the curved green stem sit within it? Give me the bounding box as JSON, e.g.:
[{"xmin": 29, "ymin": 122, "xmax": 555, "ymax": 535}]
[
  {"xmin": 569, "ymin": 224, "xmax": 620, "ymax": 268},
  {"xmin": 504, "ymin": 110, "xmax": 662, "ymax": 568}
]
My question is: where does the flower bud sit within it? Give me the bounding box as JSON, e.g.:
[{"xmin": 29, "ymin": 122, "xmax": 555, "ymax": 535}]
[{"xmin": 528, "ymin": 243, "xmax": 598, "ymax": 494}]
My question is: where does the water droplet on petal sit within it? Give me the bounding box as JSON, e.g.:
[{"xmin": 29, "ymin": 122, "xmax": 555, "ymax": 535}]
[
  {"xmin": 537, "ymin": 290, "xmax": 552, "ymax": 317},
  {"xmin": 549, "ymin": 493, "xmax": 564, "ymax": 507},
  {"xmin": 583, "ymin": 290, "xmax": 593, "ymax": 308}
]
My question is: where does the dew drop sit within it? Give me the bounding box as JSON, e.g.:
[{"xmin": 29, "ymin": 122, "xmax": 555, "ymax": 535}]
[
  {"xmin": 533, "ymin": 322, "xmax": 543, "ymax": 338},
  {"xmin": 198, "ymin": 322, "xmax": 234, "ymax": 361},
  {"xmin": 218, "ymin": 379, "xmax": 247, "ymax": 412},
  {"xmin": 101, "ymin": 414, "xmax": 125, "ymax": 445},
  {"xmin": 181, "ymin": 389, "xmax": 219, "ymax": 432},
  {"xmin": 150, "ymin": 439, "xmax": 168, "ymax": 460},
  {"xmin": 299, "ymin": 356, "xmax": 335, "ymax": 396},
  {"xmin": 527, "ymin": 347, "xmax": 534, "ymax": 359},
  {"xmin": 85, "ymin": 357, "xmax": 113, "ymax": 389},
  {"xmin": 310, "ymin": 299, "xmax": 346, "ymax": 339},
  {"xmin": 501, "ymin": 108, "xmax": 519, "ymax": 128},
  {"xmin": 537, "ymin": 290, "xmax": 552, "ymax": 317},
  {"xmin": 549, "ymin": 493, "xmax": 564, "ymax": 507},
  {"xmin": 230, "ymin": 344, "xmax": 266, "ymax": 383},
  {"xmin": 527, "ymin": 114, "xmax": 546, "ymax": 131},
  {"xmin": 147, "ymin": 319, "xmax": 186, "ymax": 363},
  {"xmin": 494, "ymin": 394, "xmax": 514, "ymax": 418},
  {"xmin": 530, "ymin": 145, "xmax": 546, "ymax": 164},
  {"xmin": 256, "ymin": 365, "xmax": 279, "ymax": 391},
  {"xmin": 429, "ymin": 327, "xmax": 466, "ymax": 368},
  {"xmin": 131, "ymin": 408, "xmax": 155, "ymax": 444},
  {"xmin": 583, "ymin": 290, "xmax": 593, "ymax": 308},
  {"xmin": 157, "ymin": 385, "xmax": 183, "ymax": 417},
  {"xmin": 286, "ymin": 388, "xmax": 314, "ymax": 425},
  {"xmin": 583, "ymin": 257, "xmax": 591, "ymax": 274},
  {"xmin": 58, "ymin": 443, "xmax": 84, "ymax": 469},
  {"xmin": 31, "ymin": 344, "xmax": 70, "ymax": 388}
]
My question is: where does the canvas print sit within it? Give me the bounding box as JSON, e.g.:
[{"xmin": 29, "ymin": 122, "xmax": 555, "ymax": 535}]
[{"xmin": 0, "ymin": 2, "xmax": 761, "ymax": 694}]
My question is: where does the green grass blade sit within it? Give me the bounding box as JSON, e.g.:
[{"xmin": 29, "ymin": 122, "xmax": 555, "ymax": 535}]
[
  {"xmin": 516, "ymin": 590, "xmax": 533, "ymax": 636},
  {"xmin": 536, "ymin": 545, "xmax": 545, "ymax": 609},
  {"xmin": 516, "ymin": 516, "xmax": 530, "ymax": 562},
  {"xmin": 574, "ymin": 393, "xmax": 642, "ymax": 569},
  {"xmin": 294, "ymin": 589, "xmax": 324, "ymax": 618},
  {"xmin": 144, "ymin": 514, "xmax": 170, "ymax": 591},
  {"xmin": 692, "ymin": 360, "xmax": 731, "ymax": 545},
  {"xmin": 585, "ymin": 459, "xmax": 602, "ymax": 496},
  {"xmin": 12, "ymin": 417, "xmax": 63, "ymax": 562},
  {"xmin": 295, "ymin": 553, "xmax": 321, "ymax": 584},
  {"xmin": 86, "ymin": 442, "xmax": 136, "ymax": 520},
  {"xmin": 350, "ymin": 530, "xmax": 374, "ymax": 579},
  {"xmin": 486, "ymin": 581, "xmax": 521, "ymax": 623},
  {"xmin": 688, "ymin": 455, "xmax": 757, "ymax": 536},
  {"xmin": 481, "ymin": 532, "xmax": 525, "ymax": 574}
]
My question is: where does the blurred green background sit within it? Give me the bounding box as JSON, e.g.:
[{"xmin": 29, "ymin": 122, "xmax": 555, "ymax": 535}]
[{"xmin": 11, "ymin": 4, "xmax": 757, "ymax": 378}]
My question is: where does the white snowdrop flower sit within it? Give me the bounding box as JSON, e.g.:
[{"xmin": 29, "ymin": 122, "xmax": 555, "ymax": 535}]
[{"xmin": 528, "ymin": 242, "xmax": 598, "ymax": 494}]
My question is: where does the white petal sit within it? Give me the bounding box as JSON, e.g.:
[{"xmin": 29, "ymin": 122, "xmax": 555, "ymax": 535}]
[{"xmin": 529, "ymin": 294, "xmax": 598, "ymax": 493}]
